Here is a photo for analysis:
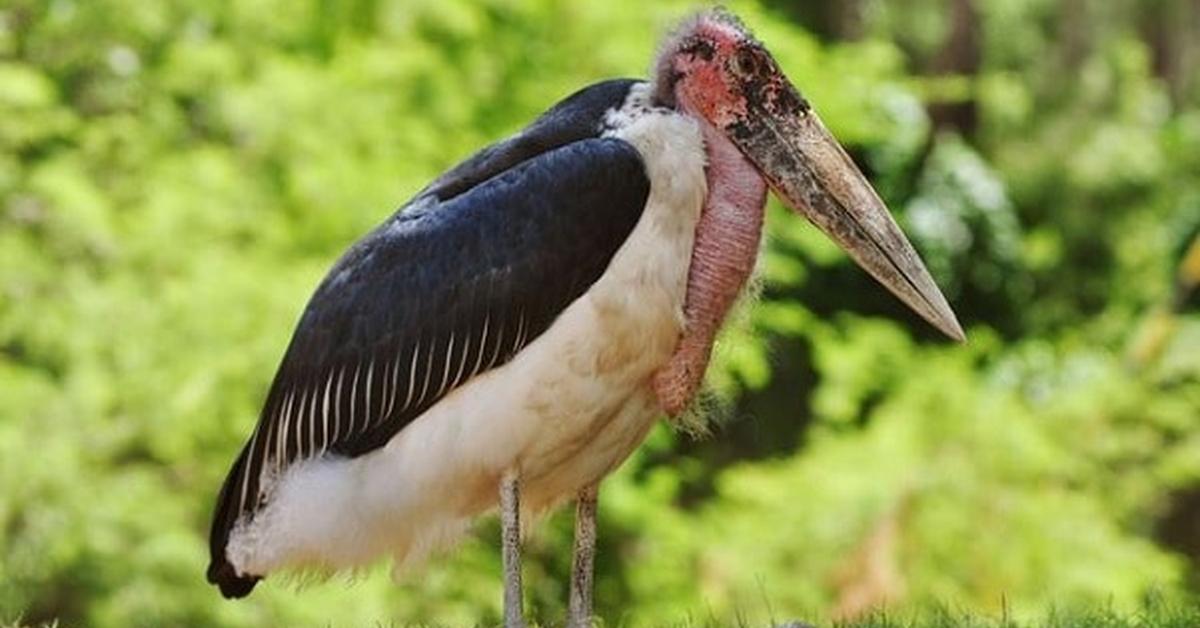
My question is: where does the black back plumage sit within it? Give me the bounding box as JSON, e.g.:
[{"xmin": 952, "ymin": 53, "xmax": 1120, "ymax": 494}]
[{"xmin": 208, "ymin": 79, "xmax": 651, "ymax": 598}]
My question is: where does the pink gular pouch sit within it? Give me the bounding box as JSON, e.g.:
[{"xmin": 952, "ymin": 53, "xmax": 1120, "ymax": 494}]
[{"xmin": 653, "ymin": 118, "xmax": 766, "ymax": 417}]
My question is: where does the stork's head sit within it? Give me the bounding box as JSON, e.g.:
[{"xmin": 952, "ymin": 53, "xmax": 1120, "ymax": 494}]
[{"xmin": 653, "ymin": 10, "xmax": 965, "ymax": 341}]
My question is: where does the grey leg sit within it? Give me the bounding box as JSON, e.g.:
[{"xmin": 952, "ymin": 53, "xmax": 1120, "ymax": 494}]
[
  {"xmin": 500, "ymin": 470, "xmax": 526, "ymax": 628},
  {"xmin": 567, "ymin": 484, "xmax": 598, "ymax": 628}
]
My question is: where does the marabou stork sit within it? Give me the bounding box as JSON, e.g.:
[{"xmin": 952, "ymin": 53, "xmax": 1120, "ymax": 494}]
[{"xmin": 207, "ymin": 9, "xmax": 963, "ymax": 626}]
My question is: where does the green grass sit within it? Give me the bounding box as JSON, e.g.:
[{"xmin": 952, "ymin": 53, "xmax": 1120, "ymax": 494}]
[
  {"xmin": 669, "ymin": 597, "xmax": 1200, "ymax": 628},
  {"xmin": 7, "ymin": 600, "xmax": 1200, "ymax": 628},
  {"xmin": 831, "ymin": 603, "xmax": 1200, "ymax": 628}
]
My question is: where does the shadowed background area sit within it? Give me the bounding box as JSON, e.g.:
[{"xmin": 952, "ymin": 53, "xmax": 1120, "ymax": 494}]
[{"xmin": 1, "ymin": 0, "xmax": 1199, "ymax": 625}]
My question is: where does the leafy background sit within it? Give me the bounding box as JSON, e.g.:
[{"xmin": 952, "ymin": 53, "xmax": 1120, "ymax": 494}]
[{"xmin": 2, "ymin": 0, "xmax": 1199, "ymax": 625}]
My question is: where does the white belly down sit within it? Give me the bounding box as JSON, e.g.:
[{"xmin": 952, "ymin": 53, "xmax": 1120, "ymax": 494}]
[{"xmin": 227, "ymin": 106, "xmax": 708, "ymax": 578}]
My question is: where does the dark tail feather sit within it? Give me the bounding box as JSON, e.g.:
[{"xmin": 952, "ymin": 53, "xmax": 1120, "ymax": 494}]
[{"xmin": 208, "ymin": 445, "xmax": 262, "ymax": 598}]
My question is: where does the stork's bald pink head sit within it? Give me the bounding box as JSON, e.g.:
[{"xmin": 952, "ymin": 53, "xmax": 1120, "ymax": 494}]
[
  {"xmin": 653, "ymin": 9, "xmax": 965, "ymax": 343},
  {"xmin": 653, "ymin": 11, "xmax": 809, "ymax": 130}
]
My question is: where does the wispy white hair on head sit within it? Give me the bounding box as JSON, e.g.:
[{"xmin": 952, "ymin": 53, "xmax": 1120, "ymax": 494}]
[{"xmin": 650, "ymin": 6, "xmax": 757, "ymax": 106}]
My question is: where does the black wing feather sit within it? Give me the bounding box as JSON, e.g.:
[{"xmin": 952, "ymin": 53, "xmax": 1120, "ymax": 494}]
[{"xmin": 208, "ymin": 134, "xmax": 650, "ymax": 597}]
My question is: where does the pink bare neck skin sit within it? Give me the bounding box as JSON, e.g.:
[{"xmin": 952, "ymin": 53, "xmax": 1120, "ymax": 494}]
[{"xmin": 653, "ymin": 102, "xmax": 767, "ymax": 416}]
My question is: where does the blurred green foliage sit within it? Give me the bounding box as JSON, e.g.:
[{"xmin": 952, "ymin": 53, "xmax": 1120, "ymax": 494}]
[{"xmin": 1, "ymin": 0, "xmax": 1199, "ymax": 626}]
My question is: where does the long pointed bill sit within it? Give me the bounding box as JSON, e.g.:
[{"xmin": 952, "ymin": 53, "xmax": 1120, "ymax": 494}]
[{"xmin": 729, "ymin": 103, "xmax": 965, "ymax": 342}]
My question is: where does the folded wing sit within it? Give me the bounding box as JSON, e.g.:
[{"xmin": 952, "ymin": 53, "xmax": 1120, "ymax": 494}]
[{"xmin": 208, "ymin": 136, "xmax": 650, "ymax": 597}]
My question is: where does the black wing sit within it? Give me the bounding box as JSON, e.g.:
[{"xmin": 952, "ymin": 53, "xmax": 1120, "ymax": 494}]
[{"xmin": 209, "ymin": 135, "xmax": 650, "ymax": 597}]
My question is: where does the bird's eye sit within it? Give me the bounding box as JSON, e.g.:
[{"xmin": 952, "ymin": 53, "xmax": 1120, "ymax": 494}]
[{"xmin": 734, "ymin": 49, "xmax": 758, "ymax": 76}]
